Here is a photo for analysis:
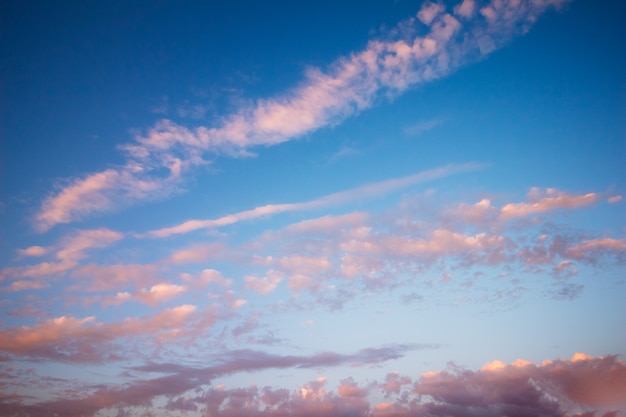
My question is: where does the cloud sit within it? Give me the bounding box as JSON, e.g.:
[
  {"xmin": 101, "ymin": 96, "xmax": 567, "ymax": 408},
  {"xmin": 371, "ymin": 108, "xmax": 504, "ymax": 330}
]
[
  {"xmin": 455, "ymin": 0, "xmax": 477, "ymax": 18},
  {"xmin": 565, "ymin": 238, "xmax": 626, "ymax": 264},
  {"xmin": 0, "ymin": 304, "xmax": 216, "ymax": 362},
  {"xmin": 167, "ymin": 242, "xmax": 228, "ymax": 263},
  {"xmin": 71, "ymin": 263, "xmax": 160, "ymax": 291},
  {"xmin": 33, "ymin": 0, "xmax": 570, "ymax": 231},
  {"xmin": 326, "ymin": 145, "xmax": 361, "ymax": 164},
  {"xmin": 101, "ymin": 283, "xmax": 188, "ymax": 307},
  {"xmin": 402, "ymin": 117, "xmax": 443, "ymax": 137},
  {"xmin": 2, "ymin": 345, "xmax": 413, "ymax": 417},
  {"xmin": 2, "ymin": 228, "xmax": 123, "ymax": 287},
  {"xmin": 35, "ymin": 165, "xmax": 186, "ymax": 232},
  {"xmin": 150, "ymin": 163, "xmax": 483, "ymax": 237},
  {"xmin": 500, "ymin": 188, "xmax": 600, "ymax": 219},
  {"xmin": 245, "ymin": 270, "xmax": 284, "ymax": 294},
  {"xmin": 283, "ymin": 212, "xmax": 369, "ymax": 235},
  {"xmin": 7, "ymin": 353, "xmax": 623, "ymax": 417},
  {"xmin": 180, "ymin": 268, "xmax": 232, "ymax": 288},
  {"xmin": 16, "ymin": 246, "xmax": 50, "ymax": 257},
  {"xmin": 417, "ymin": 2, "xmax": 446, "ymax": 25}
]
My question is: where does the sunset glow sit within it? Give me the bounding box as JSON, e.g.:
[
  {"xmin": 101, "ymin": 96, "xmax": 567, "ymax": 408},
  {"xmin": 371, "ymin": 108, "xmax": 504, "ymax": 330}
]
[{"xmin": 1, "ymin": 0, "xmax": 625, "ymax": 416}]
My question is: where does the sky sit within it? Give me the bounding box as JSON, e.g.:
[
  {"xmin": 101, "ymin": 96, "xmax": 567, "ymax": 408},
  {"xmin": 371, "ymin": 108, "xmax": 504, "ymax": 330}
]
[{"xmin": 0, "ymin": 0, "xmax": 625, "ymax": 416}]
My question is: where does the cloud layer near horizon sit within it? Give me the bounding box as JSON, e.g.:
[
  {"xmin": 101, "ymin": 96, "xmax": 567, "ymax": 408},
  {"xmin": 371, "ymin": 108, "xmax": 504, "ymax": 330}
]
[
  {"xmin": 2, "ymin": 353, "xmax": 624, "ymax": 417},
  {"xmin": 34, "ymin": 0, "xmax": 571, "ymax": 232}
]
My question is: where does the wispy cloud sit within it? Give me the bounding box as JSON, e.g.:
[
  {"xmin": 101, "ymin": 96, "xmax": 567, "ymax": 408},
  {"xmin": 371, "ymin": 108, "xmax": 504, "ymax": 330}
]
[
  {"xmin": 148, "ymin": 163, "xmax": 483, "ymax": 237},
  {"xmin": 2, "ymin": 228, "xmax": 124, "ymax": 290},
  {"xmin": 33, "ymin": 0, "xmax": 571, "ymax": 231},
  {"xmin": 402, "ymin": 117, "xmax": 443, "ymax": 137},
  {"xmin": 0, "ymin": 304, "xmax": 216, "ymax": 362}
]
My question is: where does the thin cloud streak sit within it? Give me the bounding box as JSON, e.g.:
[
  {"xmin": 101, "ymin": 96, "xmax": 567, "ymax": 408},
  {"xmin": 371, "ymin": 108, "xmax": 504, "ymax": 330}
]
[
  {"xmin": 148, "ymin": 163, "xmax": 484, "ymax": 238},
  {"xmin": 34, "ymin": 0, "xmax": 571, "ymax": 231}
]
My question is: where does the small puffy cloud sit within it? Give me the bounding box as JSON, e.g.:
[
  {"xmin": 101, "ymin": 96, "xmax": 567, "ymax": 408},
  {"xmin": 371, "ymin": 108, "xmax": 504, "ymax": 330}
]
[
  {"xmin": 17, "ymin": 246, "xmax": 50, "ymax": 257},
  {"xmin": 244, "ymin": 270, "xmax": 284, "ymax": 294},
  {"xmin": 454, "ymin": 0, "xmax": 476, "ymax": 18},
  {"xmin": 168, "ymin": 242, "xmax": 227, "ymax": 264},
  {"xmin": 181, "ymin": 268, "xmax": 231, "ymax": 288},
  {"xmin": 417, "ymin": 1, "xmax": 446, "ymax": 25},
  {"xmin": 444, "ymin": 198, "xmax": 498, "ymax": 224},
  {"xmin": 102, "ymin": 283, "xmax": 187, "ymax": 307}
]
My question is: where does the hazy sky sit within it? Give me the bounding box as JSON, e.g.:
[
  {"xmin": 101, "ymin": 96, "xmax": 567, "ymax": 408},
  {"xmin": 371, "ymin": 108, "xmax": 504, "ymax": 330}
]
[{"xmin": 1, "ymin": 0, "xmax": 625, "ymax": 416}]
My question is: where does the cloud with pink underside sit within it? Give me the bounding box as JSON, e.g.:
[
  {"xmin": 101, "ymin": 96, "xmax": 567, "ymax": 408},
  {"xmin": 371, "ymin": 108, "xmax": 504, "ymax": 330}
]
[{"xmin": 3, "ymin": 353, "xmax": 623, "ymax": 417}]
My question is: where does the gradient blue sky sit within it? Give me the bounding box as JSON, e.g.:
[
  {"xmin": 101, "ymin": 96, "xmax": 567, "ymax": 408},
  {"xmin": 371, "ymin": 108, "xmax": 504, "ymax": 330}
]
[{"xmin": 1, "ymin": 1, "xmax": 625, "ymax": 416}]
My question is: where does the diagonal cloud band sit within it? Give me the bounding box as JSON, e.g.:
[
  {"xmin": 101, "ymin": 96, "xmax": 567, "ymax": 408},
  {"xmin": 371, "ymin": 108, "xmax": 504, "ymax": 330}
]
[{"xmin": 35, "ymin": 0, "xmax": 571, "ymax": 232}]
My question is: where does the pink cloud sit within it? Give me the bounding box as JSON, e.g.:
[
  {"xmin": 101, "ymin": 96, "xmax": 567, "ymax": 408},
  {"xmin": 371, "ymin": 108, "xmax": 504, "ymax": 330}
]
[
  {"xmin": 0, "ymin": 304, "xmax": 216, "ymax": 362},
  {"xmin": 454, "ymin": 0, "xmax": 476, "ymax": 18},
  {"xmin": 284, "ymin": 212, "xmax": 369, "ymax": 235},
  {"xmin": 34, "ymin": 0, "xmax": 564, "ymax": 231},
  {"xmin": 565, "ymin": 238, "xmax": 626, "ymax": 264},
  {"xmin": 245, "ymin": 270, "xmax": 284, "ymax": 294},
  {"xmin": 501, "ymin": 188, "xmax": 599, "ymax": 219},
  {"xmin": 71, "ymin": 263, "xmax": 160, "ymax": 291},
  {"xmin": 341, "ymin": 228, "xmax": 509, "ymax": 266},
  {"xmin": 444, "ymin": 198, "xmax": 499, "ymax": 225},
  {"xmin": 16, "ymin": 246, "xmax": 49, "ymax": 257},
  {"xmin": 2, "ymin": 349, "xmax": 623, "ymax": 417},
  {"xmin": 149, "ymin": 164, "xmax": 481, "ymax": 238},
  {"xmin": 55, "ymin": 228, "xmax": 123, "ymax": 263},
  {"xmin": 3, "ymin": 261, "xmax": 75, "ymax": 280},
  {"xmin": 6, "ymin": 279, "xmax": 49, "ymax": 292},
  {"xmin": 15, "ymin": 352, "xmax": 622, "ymax": 417},
  {"xmin": 180, "ymin": 268, "xmax": 231, "ymax": 288},
  {"xmin": 35, "ymin": 158, "xmax": 188, "ymax": 232},
  {"xmin": 417, "ymin": 1, "xmax": 446, "ymax": 25},
  {"xmin": 2, "ymin": 228, "xmax": 124, "ymax": 289},
  {"xmin": 102, "ymin": 283, "xmax": 187, "ymax": 307},
  {"xmin": 2, "ymin": 345, "xmax": 409, "ymax": 416},
  {"xmin": 167, "ymin": 242, "xmax": 227, "ymax": 263}
]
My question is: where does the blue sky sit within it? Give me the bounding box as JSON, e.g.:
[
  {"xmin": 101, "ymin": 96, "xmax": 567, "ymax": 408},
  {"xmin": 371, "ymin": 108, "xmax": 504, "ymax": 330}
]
[{"xmin": 1, "ymin": 1, "xmax": 625, "ymax": 416}]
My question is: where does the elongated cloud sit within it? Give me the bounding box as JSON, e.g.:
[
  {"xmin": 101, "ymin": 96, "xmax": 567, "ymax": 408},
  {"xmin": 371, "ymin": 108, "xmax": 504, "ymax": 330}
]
[
  {"xmin": 501, "ymin": 188, "xmax": 600, "ymax": 219},
  {"xmin": 34, "ymin": 0, "xmax": 571, "ymax": 231},
  {"xmin": 101, "ymin": 282, "xmax": 188, "ymax": 307},
  {"xmin": 0, "ymin": 345, "xmax": 414, "ymax": 417},
  {"xmin": 4, "ymin": 353, "xmax": 624, "ymax": 417},
  {"xmin": 2, "ymin": 228, "xmax": 124, "ymax": 291},
  {"xmin": 149, "ymin": 163, "xmax": 483, "ymax": 237},
  {"xmin": 0, "ymin": 304, "xmax": 213, "ymax": 362}
]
